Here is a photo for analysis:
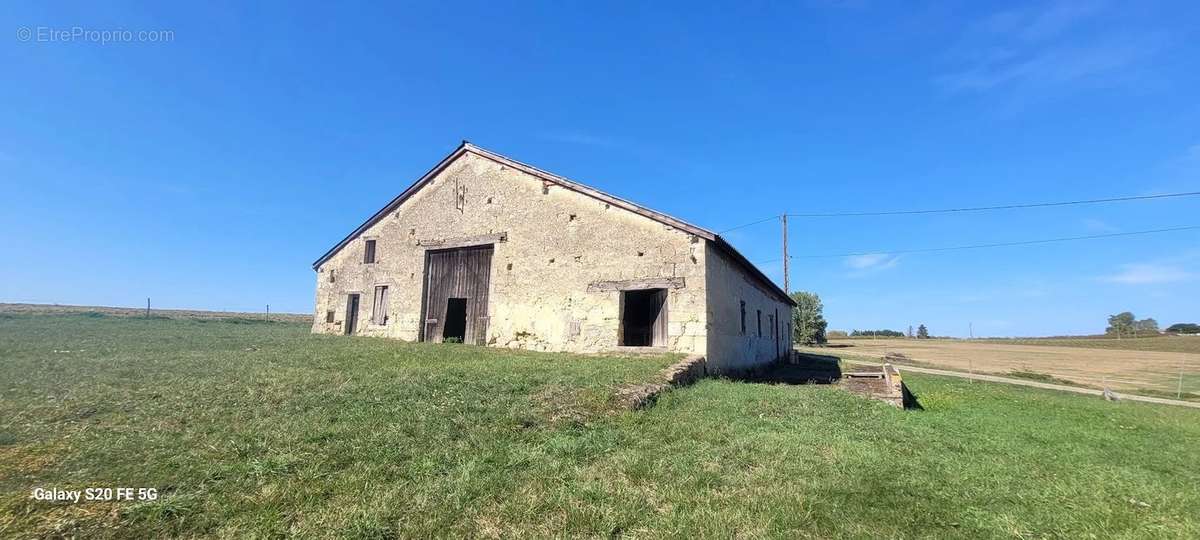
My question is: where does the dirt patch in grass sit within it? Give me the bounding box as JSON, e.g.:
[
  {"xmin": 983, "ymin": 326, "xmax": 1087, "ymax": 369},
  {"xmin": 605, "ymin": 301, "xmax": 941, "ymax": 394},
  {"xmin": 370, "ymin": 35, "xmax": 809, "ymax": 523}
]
[{"xmin": 1006, "ymin": 370, "xmax": 1089, "ymax": 387}]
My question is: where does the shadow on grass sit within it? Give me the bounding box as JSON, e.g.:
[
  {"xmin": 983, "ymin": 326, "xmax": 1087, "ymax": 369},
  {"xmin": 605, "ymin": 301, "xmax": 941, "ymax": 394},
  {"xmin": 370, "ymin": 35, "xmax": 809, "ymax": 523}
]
[
  {"xmin": 730, "ymin": 352, "xmax": 925, "ymax": 410},
  {"xmin": 731, "ymin": 353, "xmax": 843, "ymax": 385}
]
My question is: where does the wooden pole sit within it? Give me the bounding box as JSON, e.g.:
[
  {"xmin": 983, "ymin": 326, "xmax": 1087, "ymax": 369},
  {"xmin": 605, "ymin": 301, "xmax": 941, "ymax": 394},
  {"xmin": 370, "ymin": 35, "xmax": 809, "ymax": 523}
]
[
  {"xmin": 146, "ymin": 297, "xmax": 150, "ymax": 318},
  {"xmin": 266, "ymin": 304, "xmax": 270, "ymax": 322},
  {"xmin": 781, "ymin": 214, "xmax": 789, "ymax": 295}
]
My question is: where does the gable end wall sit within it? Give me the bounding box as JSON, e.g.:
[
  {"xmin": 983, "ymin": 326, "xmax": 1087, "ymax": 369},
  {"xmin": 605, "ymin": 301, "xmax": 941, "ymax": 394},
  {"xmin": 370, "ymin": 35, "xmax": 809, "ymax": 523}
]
[{"xmin": 313, "ymin": 151, "xmax": 708, "ymax": 354}]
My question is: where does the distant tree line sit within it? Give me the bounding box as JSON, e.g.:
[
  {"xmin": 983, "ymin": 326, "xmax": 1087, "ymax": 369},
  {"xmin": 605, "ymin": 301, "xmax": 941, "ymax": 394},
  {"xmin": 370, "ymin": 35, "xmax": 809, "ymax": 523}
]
[
  {"xmin": 850, "ymin": 329, "xmax": 906, "ymax": 338},
  {"xmin": 1106, "ymin": 312, "xmax": 1159, "ymax": 337},
  {"xmin": 1106, "ymin": 313, "xmax": 1200, "ymax": 337}
]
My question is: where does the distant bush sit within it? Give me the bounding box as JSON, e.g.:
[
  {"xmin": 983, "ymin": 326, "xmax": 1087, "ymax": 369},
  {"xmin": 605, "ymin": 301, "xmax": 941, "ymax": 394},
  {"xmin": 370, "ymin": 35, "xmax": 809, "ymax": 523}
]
[
  {"xmin": 850, "ymin": 329, "xmax": 905, "ymax": 338},
  {"xmin": 1165, "ymin": 323, "xmax": 1200, "ymax": 335},
  {"xmin": 827, "ymin": 330, "xmax": 849, "ymax": 339}
]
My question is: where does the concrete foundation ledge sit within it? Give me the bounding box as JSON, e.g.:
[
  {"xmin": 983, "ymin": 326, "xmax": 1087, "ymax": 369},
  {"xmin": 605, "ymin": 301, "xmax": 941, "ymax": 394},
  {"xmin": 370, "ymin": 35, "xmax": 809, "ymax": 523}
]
[{"xmin": 615, "ymin": 355, "xmax": 707, "ymax": 410}]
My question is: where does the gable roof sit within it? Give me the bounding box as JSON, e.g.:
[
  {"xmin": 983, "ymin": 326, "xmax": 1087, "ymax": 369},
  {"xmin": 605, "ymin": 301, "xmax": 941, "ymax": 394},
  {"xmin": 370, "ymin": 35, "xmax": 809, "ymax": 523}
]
[{"xmin": 312, "ymin": 141, "xmax": 795, "ymax": 306}]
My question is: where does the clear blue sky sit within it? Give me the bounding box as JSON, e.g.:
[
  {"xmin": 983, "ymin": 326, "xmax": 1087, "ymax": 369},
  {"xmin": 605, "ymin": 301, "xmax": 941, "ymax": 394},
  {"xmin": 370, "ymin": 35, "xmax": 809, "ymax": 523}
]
[{"xmin": 3, "ymin": 1, "xmax": 1198, "ymax": 336}]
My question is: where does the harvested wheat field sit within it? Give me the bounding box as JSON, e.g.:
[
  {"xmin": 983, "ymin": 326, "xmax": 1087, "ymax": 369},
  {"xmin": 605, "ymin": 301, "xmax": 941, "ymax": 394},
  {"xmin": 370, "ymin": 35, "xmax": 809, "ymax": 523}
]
[{"xmin": 802, "ymin": 338, "xmax": 1200, "ymax": 399}]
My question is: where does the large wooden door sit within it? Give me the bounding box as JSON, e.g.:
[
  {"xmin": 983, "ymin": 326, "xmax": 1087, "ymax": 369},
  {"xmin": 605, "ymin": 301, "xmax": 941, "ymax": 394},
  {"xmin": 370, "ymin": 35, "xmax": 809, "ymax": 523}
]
[{"xmin": 420, "ymin": 245, "xmax": 494, "ymax": 344}]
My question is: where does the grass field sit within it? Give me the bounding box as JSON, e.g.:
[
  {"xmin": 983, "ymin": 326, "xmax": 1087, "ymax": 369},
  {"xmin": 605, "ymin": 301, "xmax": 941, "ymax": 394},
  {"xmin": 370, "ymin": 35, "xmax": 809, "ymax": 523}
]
[
  {"xmin": 3, "ymin": 314, "xmax": 1199, "ymax": 538},
  {"xmin": 976, "ymin": 335, "xmax": 1200, "ymax": 354},
  {"xmin": 807, "ymin": 338, "xmax": 1200, "ymax": 400}
]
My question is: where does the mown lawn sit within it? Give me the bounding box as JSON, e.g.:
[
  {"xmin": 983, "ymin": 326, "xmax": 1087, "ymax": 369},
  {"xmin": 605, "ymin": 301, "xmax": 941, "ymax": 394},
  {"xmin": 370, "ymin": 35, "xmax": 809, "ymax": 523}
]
[{"xmin": 2, "ymin": 314, "xmax": 1198, "ymax": 538}]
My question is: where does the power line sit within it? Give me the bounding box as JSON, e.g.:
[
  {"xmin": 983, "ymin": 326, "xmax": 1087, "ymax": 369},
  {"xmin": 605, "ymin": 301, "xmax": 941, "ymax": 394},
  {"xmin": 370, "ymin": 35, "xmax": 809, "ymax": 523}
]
[
  {"xmin": 789, "ymin": 191, "xmax": 1200, "ymax": 218},
  {"xmin": 791, "ymin": 225, "xmax": 1200, "ymax": 259},
  {"xmin": 719, "ymin": 215, "xmax": 779, "ymax": 233},
  {"xmin": 717, "ymin": 190, "xmax": 1200, "ymax": 232}
]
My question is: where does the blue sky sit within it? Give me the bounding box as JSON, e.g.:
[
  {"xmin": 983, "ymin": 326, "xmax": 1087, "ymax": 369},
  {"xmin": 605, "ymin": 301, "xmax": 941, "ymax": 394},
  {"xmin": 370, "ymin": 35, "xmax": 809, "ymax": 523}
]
[{"xmin": 3, "ymin": 1, "xmax": 1198, "ymax": 336}]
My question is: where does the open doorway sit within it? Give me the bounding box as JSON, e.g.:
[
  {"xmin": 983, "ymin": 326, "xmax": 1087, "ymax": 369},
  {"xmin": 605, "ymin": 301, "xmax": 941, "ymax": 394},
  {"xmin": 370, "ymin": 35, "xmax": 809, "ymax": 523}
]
[
  {"xmin": 619, "ymin": 288, "xmax": 667, "ymax": 347},
  {"xmin": 442, "ymin": 298, "xmax": 467, "ymax": 342},
  {"xmin": 345, "ymin": 294, "xmax": 360, "ymax": 335}
]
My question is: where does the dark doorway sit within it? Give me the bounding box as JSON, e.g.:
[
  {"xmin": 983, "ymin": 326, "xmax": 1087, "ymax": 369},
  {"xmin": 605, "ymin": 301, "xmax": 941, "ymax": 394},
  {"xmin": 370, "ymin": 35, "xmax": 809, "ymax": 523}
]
[
  {"xmin": 419, "ymin": 244, "xmax": 494, "ymax": 344},
  {"xmin": 442, "ymin": 298, "xmax": 467, "ymax": 342},
  {"xmin": 619, "ymin": 288, "xmax": 667, "ymax": 347},
  {"xmin": 345, "ymin": 294, "xmax": 360, "ymax": 335}
]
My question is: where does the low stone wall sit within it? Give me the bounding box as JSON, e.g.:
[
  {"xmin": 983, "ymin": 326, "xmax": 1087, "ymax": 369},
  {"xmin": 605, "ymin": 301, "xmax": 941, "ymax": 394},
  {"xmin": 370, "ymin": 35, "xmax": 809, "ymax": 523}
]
[
  {"xmin": 615, "ymin": 355, "xmax": 707, "ymax": 410},
  {"xmin": 841, "ymin": 363, "xmax": 911, "ymax": 408}
]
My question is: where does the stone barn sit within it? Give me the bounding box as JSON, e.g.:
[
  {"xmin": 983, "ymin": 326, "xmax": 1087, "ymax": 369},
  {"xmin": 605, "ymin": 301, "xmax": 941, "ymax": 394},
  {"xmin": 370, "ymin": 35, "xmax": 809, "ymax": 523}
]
[{"xmin": 311, "ymin": 142, "xmax": 794, "ymax": 372}]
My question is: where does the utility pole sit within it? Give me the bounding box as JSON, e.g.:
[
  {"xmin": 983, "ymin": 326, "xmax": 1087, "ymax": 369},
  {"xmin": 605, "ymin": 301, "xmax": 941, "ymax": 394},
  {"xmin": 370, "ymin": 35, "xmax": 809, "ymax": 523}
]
[
  {"xmin": 146, "ymin": 297, "xmax": 150, "ymax": 318},
  {"xmin": 266, "ymin": 304, "xmax": 271, "ymax": 322},
  {"xmin": 969, "ymin": 322, "xmax": 974, "ymax": 340},
  {"xmin": 781, "ymin": 214, "xmax": 789, "ymax": 294}
]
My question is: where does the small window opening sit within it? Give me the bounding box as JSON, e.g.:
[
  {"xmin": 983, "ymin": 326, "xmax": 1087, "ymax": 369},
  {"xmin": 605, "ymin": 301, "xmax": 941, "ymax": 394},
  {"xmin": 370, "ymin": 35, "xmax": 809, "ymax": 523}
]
[
  {"xmin": 620, "ymin": 288, "xmax": 667, "ymax": 347},
  {"xmin": 506, "ymin": 263, "xmax": 513, "ymax": 271},
  {"xmin": 363, "ymin": 239, "xmax": 377, "ymax": 264},
  {"xmin": 329, "ymin": 269, "xmax": 335, "ymax": 283},
  {"xmin": 326, "ymin": 310, "xmax": 335, "ymax": 323},
  {"xmin": 757, "ymin": 310, "xmax": 762, "ymax": 337}
]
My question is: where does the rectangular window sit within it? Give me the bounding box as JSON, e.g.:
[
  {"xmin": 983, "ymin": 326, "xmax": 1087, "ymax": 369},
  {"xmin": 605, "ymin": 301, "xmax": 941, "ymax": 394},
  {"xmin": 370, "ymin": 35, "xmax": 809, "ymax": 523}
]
[
  {"xmin": 757, "ymin": 310, "xmax": 762, "ymax": 337},
  {"xmin": 769, "ymin": 314, "xmax": 775, "ymax": 338},
  {"xmin": 372, "ymin": 285, "xmax": 389, "ymax": 325},
  {"xmin": 325, "ymin": 310, "xmax": 335, "ymax": 323},
  {"xmin": 740, "ymin": 300, "xmax": 746, "ymax": 335},
  {"xmin": 363, "ymin": 239, "xmax": 377, "ymax": 264},
  {"xmin": 329, "ymin": 269, "xmax": 335, "ymax": 283}
]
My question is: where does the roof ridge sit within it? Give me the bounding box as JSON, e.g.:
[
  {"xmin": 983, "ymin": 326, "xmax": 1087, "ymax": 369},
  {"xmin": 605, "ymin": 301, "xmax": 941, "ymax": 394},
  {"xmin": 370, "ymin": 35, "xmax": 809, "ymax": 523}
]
[{"xmin": 311, "ymin": 142, "xmax": 794, "ymax": 305}]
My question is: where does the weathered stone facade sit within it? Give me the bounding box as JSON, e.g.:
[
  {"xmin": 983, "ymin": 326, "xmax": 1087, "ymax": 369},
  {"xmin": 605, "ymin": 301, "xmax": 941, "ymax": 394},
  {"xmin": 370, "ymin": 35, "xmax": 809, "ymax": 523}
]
[{"xmin": 312, "ymin": 143, "xmax": 793, "ymax": 372}]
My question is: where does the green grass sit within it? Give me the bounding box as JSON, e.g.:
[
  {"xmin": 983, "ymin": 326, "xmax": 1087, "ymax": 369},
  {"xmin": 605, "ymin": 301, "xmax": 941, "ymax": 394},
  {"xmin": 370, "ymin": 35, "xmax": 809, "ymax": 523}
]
[{"xmin": 3, "ymin": 314, "xmax": 1199, "ymax": 538}]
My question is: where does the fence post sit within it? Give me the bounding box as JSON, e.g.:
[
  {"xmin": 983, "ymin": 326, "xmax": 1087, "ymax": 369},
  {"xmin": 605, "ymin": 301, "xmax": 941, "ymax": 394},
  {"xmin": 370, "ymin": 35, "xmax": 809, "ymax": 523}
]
[{"xmin": 1180, "ymin": 356, "xmax": 1186, "ymax": 400}]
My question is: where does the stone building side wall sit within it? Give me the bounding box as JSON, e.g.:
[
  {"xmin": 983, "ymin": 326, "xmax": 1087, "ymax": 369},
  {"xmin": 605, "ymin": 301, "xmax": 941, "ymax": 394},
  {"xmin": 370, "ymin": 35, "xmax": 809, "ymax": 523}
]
[
  {"xmin": 312, "ymin": 151, "xmax": 707, "ymax": 354},
  {"xmin": 704, "ymin": 243, "xmax": 793, "ymax": 373}
]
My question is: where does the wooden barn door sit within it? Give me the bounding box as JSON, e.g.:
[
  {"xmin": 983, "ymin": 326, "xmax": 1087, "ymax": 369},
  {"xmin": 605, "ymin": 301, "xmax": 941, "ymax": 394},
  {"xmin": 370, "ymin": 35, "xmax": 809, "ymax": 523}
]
[{"xmin": 420, "ymin": 245, "xmax": 494, "ymax": 345}]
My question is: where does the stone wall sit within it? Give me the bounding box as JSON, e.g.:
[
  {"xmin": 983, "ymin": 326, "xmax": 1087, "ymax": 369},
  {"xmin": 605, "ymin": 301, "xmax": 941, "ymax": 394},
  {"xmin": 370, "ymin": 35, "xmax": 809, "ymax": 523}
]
[
  {"xmin": 313, "ymin": 151, "xmax": 708, "ymax": 354},
  {"xmin": 703, "ymin": 243, "xmax": 793, "ymax": 373}
]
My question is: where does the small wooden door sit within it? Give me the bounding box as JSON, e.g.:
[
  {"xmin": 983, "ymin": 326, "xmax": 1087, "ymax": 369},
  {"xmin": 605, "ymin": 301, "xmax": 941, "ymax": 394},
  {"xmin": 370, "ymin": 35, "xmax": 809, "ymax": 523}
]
[
  {"xmin": 419, "ymin": 245, "xmax": 494, "ymax": 344},
  {"xmin": 345, "ymin": 294, "xmax": 360, "ymax": 335}
]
